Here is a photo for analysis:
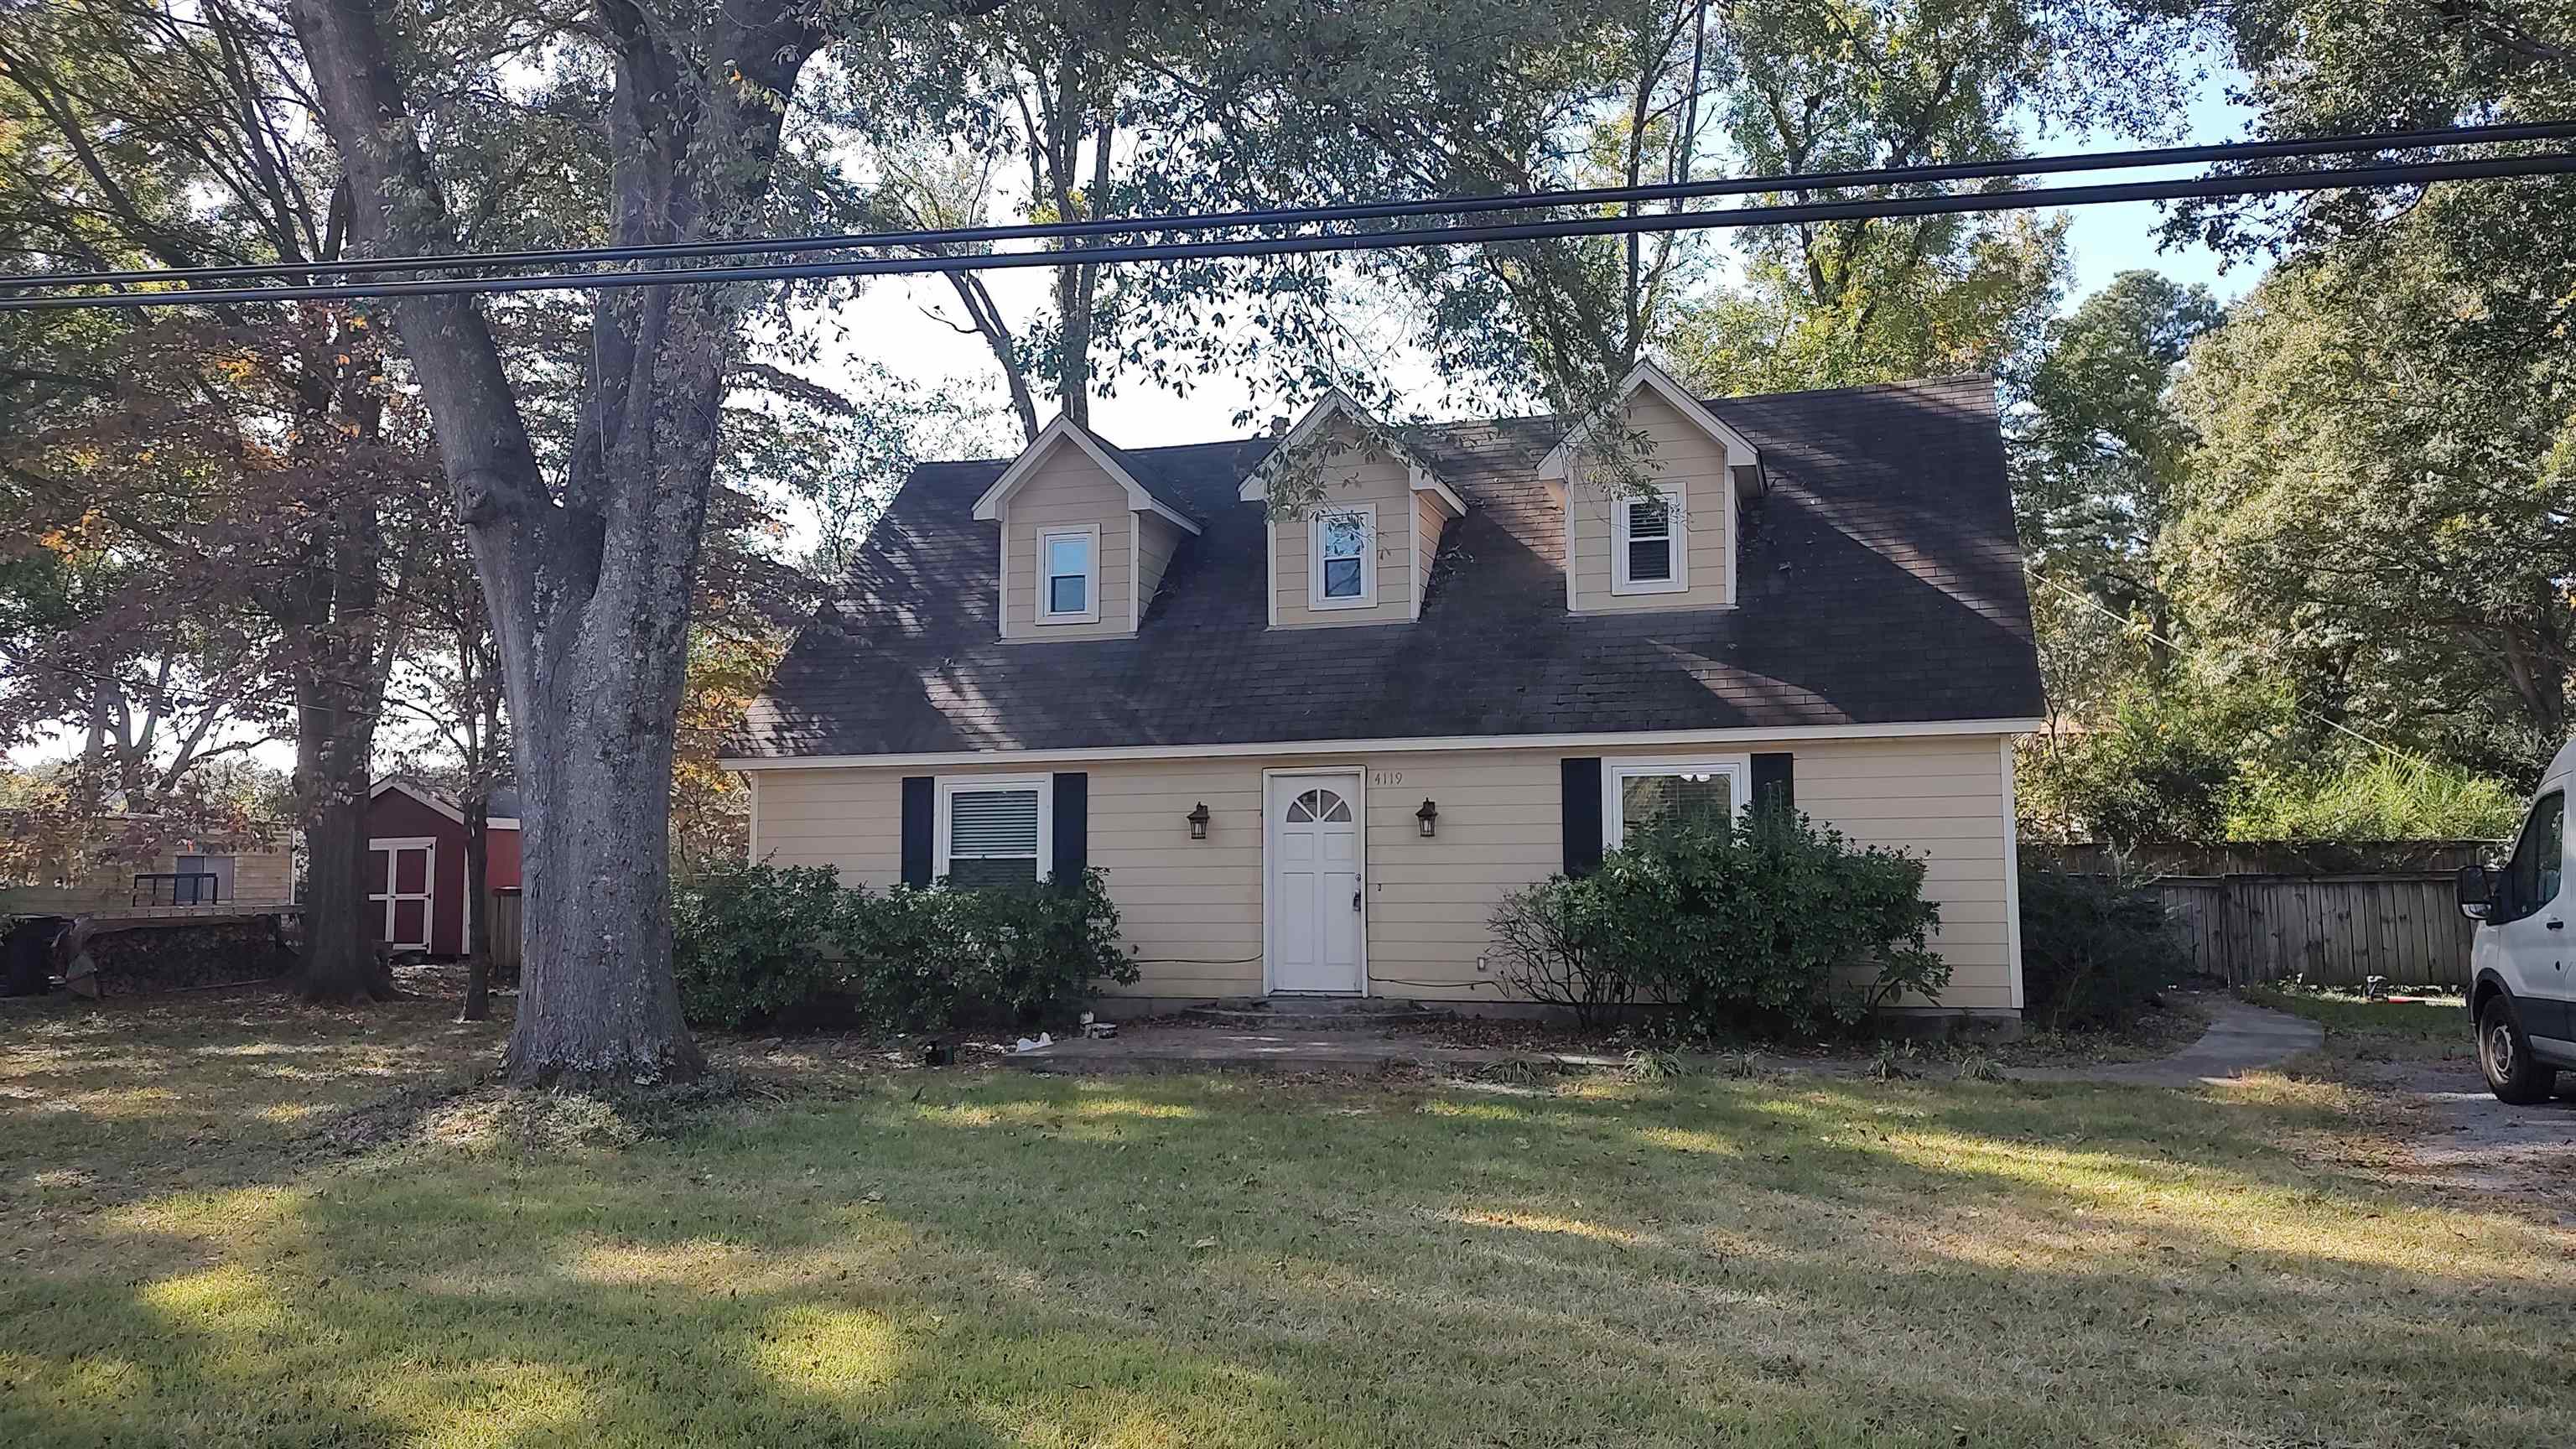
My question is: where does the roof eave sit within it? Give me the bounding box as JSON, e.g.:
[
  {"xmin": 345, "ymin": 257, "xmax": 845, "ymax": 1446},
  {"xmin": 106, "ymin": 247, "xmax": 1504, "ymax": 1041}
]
[{"xmin": 970, "ymin": 416, "xmax": 1203, "ymax": 534}]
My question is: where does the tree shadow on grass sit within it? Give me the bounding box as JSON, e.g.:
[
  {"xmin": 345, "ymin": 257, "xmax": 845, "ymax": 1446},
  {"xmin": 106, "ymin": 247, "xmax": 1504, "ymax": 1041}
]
[{"xmin": 3, "ymin": 1067, "xmax": 2571, "ymax": 1446}]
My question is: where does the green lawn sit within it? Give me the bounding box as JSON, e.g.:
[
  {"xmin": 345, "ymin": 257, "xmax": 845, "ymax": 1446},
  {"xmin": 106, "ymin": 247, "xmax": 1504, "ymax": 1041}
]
[
  {"xmin": 2242, "ymin": 986, "xmax": 2473, "ymax": 1062},
  {"xmin": 3, "ymin": 985, "xmax": 2571, "ymax": 1448}
]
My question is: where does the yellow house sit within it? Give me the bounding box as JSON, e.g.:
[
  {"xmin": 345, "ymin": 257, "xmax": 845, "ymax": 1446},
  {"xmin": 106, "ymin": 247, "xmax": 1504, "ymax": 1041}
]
[{"xmin": 725, "ymin": 366, "xmax": 2042, "ymax": 1023}]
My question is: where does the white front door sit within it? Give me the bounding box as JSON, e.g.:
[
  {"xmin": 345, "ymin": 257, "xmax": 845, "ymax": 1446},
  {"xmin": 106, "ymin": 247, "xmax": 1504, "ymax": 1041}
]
[
  {"xmin": 1269, "ymin": 772, "xmax": 1364, "ymax": 994},
  {"xmin": 370, "ymin": 837, "xmax": 436, "ymax": 952}
]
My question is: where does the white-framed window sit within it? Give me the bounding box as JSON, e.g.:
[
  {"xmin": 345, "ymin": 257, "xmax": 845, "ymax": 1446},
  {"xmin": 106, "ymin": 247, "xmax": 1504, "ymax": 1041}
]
[
  {"xmin": 1035, "ymin": 524, "xmax": 1100, "ymax": 624},
  {"xmin": 1602, "ymin": 756, "xmax": 1748, "ymax": 849},
  {"xmin": 1611, "ymin": 483, "xmax": 1687, "ymax": 594},
  {"xmin": 1309, "ymin": 504, "xmax": 1377, "ymax": 609},
  {"xmin": 935, "ymin": 774, "xmax": 1053, "ymax": 887}
]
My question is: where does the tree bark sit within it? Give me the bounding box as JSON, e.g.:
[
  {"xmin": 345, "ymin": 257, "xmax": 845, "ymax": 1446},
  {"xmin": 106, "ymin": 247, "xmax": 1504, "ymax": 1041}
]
[
  {"xmin": 460, "ymin": 793, "xmax": 491, "ymax": 1021},
  {"xmin": 288, "ymin": 0, "xmax": 821, "ymax": 1084}
]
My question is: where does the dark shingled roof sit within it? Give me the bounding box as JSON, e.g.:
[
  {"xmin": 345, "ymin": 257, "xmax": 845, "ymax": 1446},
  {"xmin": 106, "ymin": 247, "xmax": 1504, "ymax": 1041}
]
[{"xmin": 732, "ymin": 376, "xmax": 2044, "ymax": 759}]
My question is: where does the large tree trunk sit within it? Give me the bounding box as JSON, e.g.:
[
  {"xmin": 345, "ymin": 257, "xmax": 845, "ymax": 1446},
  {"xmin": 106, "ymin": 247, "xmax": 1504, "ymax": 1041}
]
[
  {"xmin": 290, "ymin": 491, "xmax": 390, "ymax": 1003},
  {"xmin": 288, "ymin": 0, "xmax": 820, "ymax": 1085},
  {"xmin": 506, "ymin": 694, "xmax": 698, "ymax": 1080},
  {"xmin": 298, "ymin": 741, "xmax": 378, "ymax": 1001},
  {"xmin": 459, "ymin": 793, "xmax": 492, "ymax": 1022}
]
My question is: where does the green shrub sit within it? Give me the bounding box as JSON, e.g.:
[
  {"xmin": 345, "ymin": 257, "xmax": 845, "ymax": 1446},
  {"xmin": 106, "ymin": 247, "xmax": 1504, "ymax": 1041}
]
[
  {"xmin": 844, "ymin": 869, "xmax": 1138, "ymax": 1031},
  {"xmin": 670, "ymin": 862, "xmax": 854, "ymax": 1031},
  {"xmin": 1485, "ymin": 808, "xmax": 1949, "ymax": 1039},
  {"xmin": 1483, "ymin": 875, "xmax": 1632, "ymax": 1026},
  {"xmin": 2017, "ymin": 867, "xmax": 2185, "ymax": 1031},
  {"xmin": 672, "ymin": 865, "xmax": 1139, "ymax": 1033}
]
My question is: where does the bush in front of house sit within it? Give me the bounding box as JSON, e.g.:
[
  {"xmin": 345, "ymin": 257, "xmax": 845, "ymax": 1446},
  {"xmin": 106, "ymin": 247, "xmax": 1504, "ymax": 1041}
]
[
  {"xmin": 671, "ymin": 862, "xmax": 857, "ymax": 1030},
  {"xmin": 1484, "ymin": 808, "xmax": 1949, "ymax": 1038},
  {"xmin": 1484, "ymin": 874, "xmax": 1633, "ymax": 1027},
  {"xmin": 842, "ymin": 868, "xmax": 1137, "ymax": 1031},
  {"xmin": 2016, "ymin": 866, "xmax": 2185, "ymax": 1031},
  {"xmin": 671, "ymin": 863, "xmax": 1138, "ymax": 1032}
]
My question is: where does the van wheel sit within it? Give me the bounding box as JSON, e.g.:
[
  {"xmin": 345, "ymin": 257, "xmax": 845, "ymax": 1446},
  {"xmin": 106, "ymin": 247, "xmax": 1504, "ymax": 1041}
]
[{"xmin": 2479, "ymin": 995, "xmax": 2558, "ymax": 1106}]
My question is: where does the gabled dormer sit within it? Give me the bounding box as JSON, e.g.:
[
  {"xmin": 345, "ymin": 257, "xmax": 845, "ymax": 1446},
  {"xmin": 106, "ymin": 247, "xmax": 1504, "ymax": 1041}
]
[
  {"xmin": 972, "ymin": 416, "xmax": 1202, "ymax": 639},
  {"xmin": 1239, "ymin": 391, "xmax": 1468, "ymax": 629},
  {"xmin": 1540, "ymin": 360, "xmax": 1763, "ymax": 614}
]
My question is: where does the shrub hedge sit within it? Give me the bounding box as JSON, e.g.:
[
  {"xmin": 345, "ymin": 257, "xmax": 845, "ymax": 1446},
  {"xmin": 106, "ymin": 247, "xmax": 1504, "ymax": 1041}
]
[
  {"xmin": 672, "ymin": 862, "xmax": 1138, "ymax": 1032},
  {"xmin": 1485, "ymin": 808, "xmax": 1950, "ymax": 1038},
  {"xmin": 2015, "ymin": 867, "xmax": 2185, "ymax": 1031}
]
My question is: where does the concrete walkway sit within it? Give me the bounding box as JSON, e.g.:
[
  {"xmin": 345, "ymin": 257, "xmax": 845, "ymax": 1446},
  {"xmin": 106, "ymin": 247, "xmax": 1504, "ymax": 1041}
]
[
  {"xmin": 1000, "ymin": 996, "xmax": 2325, "ymax": 1085},
  {"xmin": 2012, "ymin": 998, "xmax": 2321, "ymax": 1087}
]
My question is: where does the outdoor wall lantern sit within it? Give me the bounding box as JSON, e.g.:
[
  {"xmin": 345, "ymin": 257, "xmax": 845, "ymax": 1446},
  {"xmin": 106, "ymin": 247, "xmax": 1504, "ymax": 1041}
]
[
  {"xmin": 1187, "ymin": 802, "xmax": 1211, "ymax": 839},
  {"xmin": 1416, "ymin": 798, "xmax": 1439, "ymax": 837}
]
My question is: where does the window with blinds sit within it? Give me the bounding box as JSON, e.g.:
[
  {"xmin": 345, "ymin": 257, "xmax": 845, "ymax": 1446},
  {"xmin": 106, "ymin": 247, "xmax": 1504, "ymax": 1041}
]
[{"xmin": 944, "ymin": 787, "xmax": 1041, "ymax": 886}]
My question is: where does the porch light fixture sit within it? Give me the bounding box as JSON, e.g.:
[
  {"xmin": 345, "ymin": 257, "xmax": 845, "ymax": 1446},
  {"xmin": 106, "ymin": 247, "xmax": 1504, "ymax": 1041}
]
[
  {"xmin": 1187, "ymin": 802, "xmax": 1211, "ymax": 839},
  {"xmin": 1415, "ymin": 798, "xmax": 1439, "ymax": 837}
]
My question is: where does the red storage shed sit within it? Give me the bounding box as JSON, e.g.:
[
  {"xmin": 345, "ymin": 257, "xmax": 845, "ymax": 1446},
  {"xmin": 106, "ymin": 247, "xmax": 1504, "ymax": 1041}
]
[{"xmin": 364, "ymin": 779, "xmax": 521, "ymax": 958}]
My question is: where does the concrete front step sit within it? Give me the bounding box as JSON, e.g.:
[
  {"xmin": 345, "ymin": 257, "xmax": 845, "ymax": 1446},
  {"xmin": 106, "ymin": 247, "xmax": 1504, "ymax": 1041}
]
[{"xmin": 1176, "ymin": 996, "xmax": 1455, "ymax": 1032}]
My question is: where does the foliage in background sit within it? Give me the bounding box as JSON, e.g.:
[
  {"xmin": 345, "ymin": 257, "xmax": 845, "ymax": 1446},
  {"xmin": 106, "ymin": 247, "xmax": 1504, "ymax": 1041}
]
[
  {"xmin": 2165, "ymin": 254, "xmax": 2576, "ymax": 785},
  {"xmin": 2016, "ymin": 865, "xmax": 2185, "ymax": 1031},
  {"xmin": 1487, "ymin": 809, "xmax": 1948, "ymax": 1038},
  {"xmin": 2016, "ymin": 688, "xmax": 2245, "ymax": 845},
  {"xmin": 2225, "ymin": 755, "xmax": 2522, "ymax": 844},
  {"xmin": 670, "ymin": 863, "xmax": 1136, "ymax": 1033},
  {"xmin": 2009, "ymin": 269, "xmax": 2222, "ymax": 663}
]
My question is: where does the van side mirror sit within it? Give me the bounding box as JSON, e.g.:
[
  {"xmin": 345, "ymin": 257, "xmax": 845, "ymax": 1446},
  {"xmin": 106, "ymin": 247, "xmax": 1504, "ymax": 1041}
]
[{"xmin": 2456, "ymin": 863, "xmax": 2496, "ymax": 921}]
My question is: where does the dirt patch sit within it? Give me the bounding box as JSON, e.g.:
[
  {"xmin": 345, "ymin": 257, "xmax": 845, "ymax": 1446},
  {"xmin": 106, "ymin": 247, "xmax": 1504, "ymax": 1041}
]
[{"xmin": 2351, "ymin": 1059, "xmax": 2576, "ymax": 1207}]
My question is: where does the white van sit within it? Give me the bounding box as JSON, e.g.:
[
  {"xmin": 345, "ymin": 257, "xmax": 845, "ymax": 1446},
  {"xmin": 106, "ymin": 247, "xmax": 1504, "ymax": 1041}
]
[{"xmin": 2457, "ymin": 736, "xmax": 2576, "ymax": 1104}]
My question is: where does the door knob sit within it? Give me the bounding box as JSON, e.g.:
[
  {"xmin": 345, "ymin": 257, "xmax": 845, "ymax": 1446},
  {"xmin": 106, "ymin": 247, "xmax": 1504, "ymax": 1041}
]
[{"xmin": 1352, "ymin": 890, "xmax": 1362, "ymax": 911}]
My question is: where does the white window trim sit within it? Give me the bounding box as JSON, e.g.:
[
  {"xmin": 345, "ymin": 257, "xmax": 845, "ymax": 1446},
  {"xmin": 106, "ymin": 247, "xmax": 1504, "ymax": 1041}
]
[
  {"xmin": 933, "ymin": 773, "xmax": 1054, "ymax": 885},
  {"xmin": 1602, "ymin": 756, "xmax": 1750, "ymax": 851},
  {"xmin": 1610, "ymin": 481, "xmax": 1689, "ymax": 595},
  {"xmin": 1309, "ymin": 503, "xmax": 1378, "ymax": 610},
  {"xmin": 1035, "ymin": 523, "xmax": 1101, "ymax": 625}
]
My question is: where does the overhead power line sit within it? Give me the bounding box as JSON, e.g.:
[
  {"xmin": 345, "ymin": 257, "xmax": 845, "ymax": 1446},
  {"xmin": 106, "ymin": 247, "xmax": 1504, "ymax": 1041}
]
[
  {"xmin": 7, "ymin": 151, "xmax": 2576, "ymax": 312},
  {"xmin": 8, "ymin": 119, "xmax": 2573, "ymax": 293}
]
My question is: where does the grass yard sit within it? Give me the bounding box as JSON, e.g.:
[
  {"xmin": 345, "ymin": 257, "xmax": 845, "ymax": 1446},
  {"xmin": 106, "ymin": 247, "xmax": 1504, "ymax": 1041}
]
[
  {"xmin": 4, "ymin": 984, "xmax": 2573, "ymax": 1448},
  {"xmin": 2241, "ymin": 987, "xmax": 2473, "ymax": 1063}
]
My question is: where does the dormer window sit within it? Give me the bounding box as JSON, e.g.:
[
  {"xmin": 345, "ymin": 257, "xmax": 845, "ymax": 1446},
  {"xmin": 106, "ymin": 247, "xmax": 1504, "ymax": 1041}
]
[
  {"xmin": 1612, "ymin": 485, "xmax": 1687, "ymax": 595},
  {"xmin": 1311, "ymin": 506, "xmax": 1376, "ymax": 609},
  {"xmin": 1037, "ymin": 525, "xmax": 1099, "ymax": 624}
]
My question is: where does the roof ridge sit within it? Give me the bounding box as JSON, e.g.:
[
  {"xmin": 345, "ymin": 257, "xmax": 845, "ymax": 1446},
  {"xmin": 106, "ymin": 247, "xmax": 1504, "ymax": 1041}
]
[{"xmin": 914, "ymin": 373, "xmax": 1992, "ymax": 472}]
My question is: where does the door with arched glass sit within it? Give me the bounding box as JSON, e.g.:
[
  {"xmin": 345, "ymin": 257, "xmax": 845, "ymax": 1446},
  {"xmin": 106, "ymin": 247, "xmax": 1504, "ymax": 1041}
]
[{"xmin": 1267, "ymin": 772, "xmax": 1364, "ymax": 994}]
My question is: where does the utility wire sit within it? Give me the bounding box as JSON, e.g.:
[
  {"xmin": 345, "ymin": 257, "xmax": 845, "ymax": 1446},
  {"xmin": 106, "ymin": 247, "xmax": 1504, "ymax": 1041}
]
[
  {"xmin": 11, "ymin": 118, "xmax": 2572, "ymax": 292},
  {"xmin": 8, "ymin": 149, "xmax": 2574, "ymax": 312}
]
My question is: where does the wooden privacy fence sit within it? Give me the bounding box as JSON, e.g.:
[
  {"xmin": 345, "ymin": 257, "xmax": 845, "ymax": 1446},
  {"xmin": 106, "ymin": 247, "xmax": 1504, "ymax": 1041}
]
[
  {"xmin": 2146, "ymin": 872, "xmax": 2475, "ymax": 988},
  {"xmin": 2025, "ymin": 840, "xmax": 2496, "ymax": 989},
  {"xmin": 487, "ymin": 887, "xmax": 523, "ymax": 969}
]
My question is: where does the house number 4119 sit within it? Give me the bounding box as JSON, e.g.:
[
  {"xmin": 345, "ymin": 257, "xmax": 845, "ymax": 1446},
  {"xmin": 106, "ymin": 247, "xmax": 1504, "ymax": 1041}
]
[{"xmin": 1369, "ymin": 770, "xmax": 1403, "ymax": 787}]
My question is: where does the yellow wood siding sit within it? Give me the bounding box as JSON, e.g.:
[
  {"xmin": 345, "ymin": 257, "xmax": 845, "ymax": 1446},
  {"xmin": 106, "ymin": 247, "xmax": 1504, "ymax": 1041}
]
[
  {"xmin": 745, "ymin": 732, "xmax": 2020, "ymax": 1014},
  {"xmin": 1565, "ymin": 392, "xmax": 1733, "ymax": 612},
  {"xmin": 1270, "ymin": 427, "xmax": 1415, "ymax": 629},
  {"xmin": 1135, "ymin": 512, "xmax": 1184, "ymax": 621},
  {"xmin": 1410, "ymin": 489, "xmax": 1454, "ymax": 618},
  {"xmin": 1002, "ymin": 451, "xmax": 1135, "ymax": 639}
]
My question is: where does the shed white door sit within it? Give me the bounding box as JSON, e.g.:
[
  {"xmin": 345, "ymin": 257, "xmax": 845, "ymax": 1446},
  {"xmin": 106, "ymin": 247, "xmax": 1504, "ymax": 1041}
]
[
  {"xmin": 370, "ymin": 837, "xmax": 435, "ymax": 952},
  {"xmin": 1269, "ymin": 772, "xmax": 1364, "ymax": 994}
]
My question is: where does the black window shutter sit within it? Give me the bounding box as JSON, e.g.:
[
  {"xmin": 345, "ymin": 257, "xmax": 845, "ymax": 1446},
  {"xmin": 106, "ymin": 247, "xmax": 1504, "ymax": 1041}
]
[
  {"xmin": 1051, "ymin": 771, "xmax": 1088, "ymax": 891},
  {"xmin": 1561, "ymin": 757, "xmax": 1603, "ymax": 876},
  {"xmin": 1751, "ymin": 752, "xmax": 1794, "ymax": 817},
  {"xmin": 900, "ymin": 776, "xmax": 933, "ymax": 886}
]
